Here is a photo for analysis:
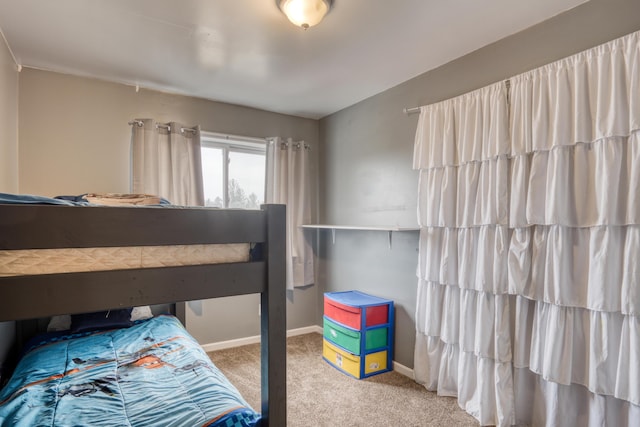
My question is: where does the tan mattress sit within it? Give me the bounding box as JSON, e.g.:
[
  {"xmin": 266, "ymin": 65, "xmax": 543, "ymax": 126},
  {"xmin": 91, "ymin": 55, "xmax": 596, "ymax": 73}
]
[{"xmin": 0, "ymin": 244, "xmax": 250, "ymax": 277}]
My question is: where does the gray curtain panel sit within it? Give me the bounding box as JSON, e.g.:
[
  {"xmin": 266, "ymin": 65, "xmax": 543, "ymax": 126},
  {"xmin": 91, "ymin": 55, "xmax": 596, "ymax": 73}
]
[{"xmin": 131, "ymin": 119, "xmax": 204, "ymax": 206}]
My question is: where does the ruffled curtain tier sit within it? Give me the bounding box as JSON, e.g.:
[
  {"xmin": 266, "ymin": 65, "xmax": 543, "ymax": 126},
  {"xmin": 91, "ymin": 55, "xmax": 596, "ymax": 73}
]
[
  {"xmin": 509, "ymin": 31, "xmax": 640, "ymax": 156},
  {"xmin": 513, "ymin": 368, "xmax": 640, "ymax": 426},
  {"xmin": 418, "ymin": 225, "xmax": 640, "ymax": 314},
  {"xmin": 413, "ymin": 83, "xmax": 510, "ymax": 170},
  {"xmin": 413, "ymin": 30, "xmax": 640, "ymax": 426},
  {"xmin": 511, "ymin": 133, "xmax": 640, "ymax": 227}
]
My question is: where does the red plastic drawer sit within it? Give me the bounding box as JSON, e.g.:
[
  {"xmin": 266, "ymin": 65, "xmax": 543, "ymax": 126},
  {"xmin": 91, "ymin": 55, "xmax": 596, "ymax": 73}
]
[
  {"xmin": 324, "ymin": 298, "xmax": 361, "ymax": 329},
  {"xmin": 365, "ymin": 305, "xmax": 389, "ymax": 327}
]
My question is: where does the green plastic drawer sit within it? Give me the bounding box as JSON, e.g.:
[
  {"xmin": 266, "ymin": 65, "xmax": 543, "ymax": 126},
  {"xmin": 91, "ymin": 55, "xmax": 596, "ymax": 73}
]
[
  {"xmin": 365, "ymin": 327, "xmax": 388, "ymax": 351},
  {"xmin": 324, "ymin": 317, "xmax": 361, "ymax": 354},
  {"xmin": 324, "ymin": 317, "xmax": 389, "ymax": 354}
]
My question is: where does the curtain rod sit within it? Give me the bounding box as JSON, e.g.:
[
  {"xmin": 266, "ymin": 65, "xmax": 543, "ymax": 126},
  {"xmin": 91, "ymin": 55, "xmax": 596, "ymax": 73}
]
[
  {"xmin": 403, "ymin": 79, "xmax": 512, "ymax": 115},
  {"xmin": 204, "ymin": 131, "xmax": 267, "ymax": 144},
  {"xmin": 278, "ymin": 140, "xmax": 311, "ymax": 150},
  {"xmin": 128, "ymin": 120, "xmax": 197, "ymax": 134},
  {"xmin": 403, "ymin": 107, "xmax": 421, "ymax": 115}
]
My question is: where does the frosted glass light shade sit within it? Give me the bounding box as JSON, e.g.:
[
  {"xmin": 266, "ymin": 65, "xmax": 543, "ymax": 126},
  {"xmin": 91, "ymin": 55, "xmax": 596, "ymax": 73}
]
[{"xmin": 278, "ymin": 0, "xmax": 332, "ymax": 29}]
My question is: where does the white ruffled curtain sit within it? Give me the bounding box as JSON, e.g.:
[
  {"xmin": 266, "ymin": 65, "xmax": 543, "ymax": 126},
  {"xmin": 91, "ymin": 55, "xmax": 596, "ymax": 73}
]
[
  {"xmin": 265, "ymin": 137, "xmax": 314, "ymax": 289},
  {"xmin": 413, "ymin": 31, "xmax": 640, "ymax": 426},
  {"xmin": 131, "ymin": 119, "xmax": 204, "ymax": 206}
]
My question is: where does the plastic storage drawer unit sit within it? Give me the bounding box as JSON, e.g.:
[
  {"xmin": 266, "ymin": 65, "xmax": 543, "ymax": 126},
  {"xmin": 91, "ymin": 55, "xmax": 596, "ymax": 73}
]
[{"xmin": 322, "ymin": 291, "xmax": 394, "ymax": 379}]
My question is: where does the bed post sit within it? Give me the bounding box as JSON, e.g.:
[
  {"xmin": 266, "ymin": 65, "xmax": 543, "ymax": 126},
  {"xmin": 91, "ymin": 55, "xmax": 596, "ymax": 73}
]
[{"xmin": 261, "ymin": 204, "xmax": 286, "ymax": 427}]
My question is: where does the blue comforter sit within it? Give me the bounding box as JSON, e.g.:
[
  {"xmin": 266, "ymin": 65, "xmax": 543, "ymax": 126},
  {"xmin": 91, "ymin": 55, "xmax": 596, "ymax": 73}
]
[
  {"xmin": 0, "ymin": 193, "xmax": 171, "ymax": 206},
  {"xmin": 0, "ymin": 316, "xmax": 260, "ymax": 426},
  {"xmin": 0, "ymin": 192, "xmax": 84, "ymax": 206}
]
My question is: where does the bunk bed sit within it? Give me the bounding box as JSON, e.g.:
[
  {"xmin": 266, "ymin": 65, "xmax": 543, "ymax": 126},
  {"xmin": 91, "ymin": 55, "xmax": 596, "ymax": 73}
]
[{"xmin": 0, "ymin": 199, "xmax": 286, "ymax": 426}]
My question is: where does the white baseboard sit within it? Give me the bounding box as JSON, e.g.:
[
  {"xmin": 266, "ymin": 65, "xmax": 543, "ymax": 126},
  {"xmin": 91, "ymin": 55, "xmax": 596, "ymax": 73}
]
[
  {"xmin": 201, "ymin": 335, "xmax": 260, "ymax": 353},
  {"xmin": 201, "ymin": 325, "xmax": 322, "ymax": 353},
  {"xmin": 392, "ymin": 361, "xmax": 414, "ymax": 379},
  {"xmin": 288, "ymin": 325, "xmax": 323, "ymax": 336}
]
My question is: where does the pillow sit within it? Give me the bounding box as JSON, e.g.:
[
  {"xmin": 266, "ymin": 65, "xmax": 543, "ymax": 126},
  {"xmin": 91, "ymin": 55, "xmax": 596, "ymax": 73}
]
[
  {"xmin": 49, "ymin": 307, "xmax": 152, "ymax": 333},
  {"xmin": 83, "ymin": 193, "xmax": 163, "ymax": 206},
  {"xmin": 47, "ymin": 315, "xmax": 72, "ymax": 332},
  {"xmin": 70, "ymin": 309, "xmax": 133, "ymax": 333},
  {"xmin": 130, "ymin": 306, "xmax": 154, "ymax": 321}
]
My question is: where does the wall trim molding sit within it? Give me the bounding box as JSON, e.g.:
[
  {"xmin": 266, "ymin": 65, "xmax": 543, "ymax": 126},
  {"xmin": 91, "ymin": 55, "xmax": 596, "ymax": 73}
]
[
  {"xmin": 201, "ymin": 325, "xmax": 323, "ymax": 352},
  {"xmin": 392, "ymin": 361, "xmax": 414, "ymax": 379}
]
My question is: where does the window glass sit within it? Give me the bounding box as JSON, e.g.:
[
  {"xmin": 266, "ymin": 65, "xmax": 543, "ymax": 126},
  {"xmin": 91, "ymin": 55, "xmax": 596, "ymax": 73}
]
[
  {"xmin": 201, "ymin": 146, "xmax": 224, "ymax": 207},
  {"xmin": 201, "ymin": 134, "xmax": 266, "ymax": 209},
  {"xmin": 228, "ymin": 151, "xmax": 266, "ymax": 209}
]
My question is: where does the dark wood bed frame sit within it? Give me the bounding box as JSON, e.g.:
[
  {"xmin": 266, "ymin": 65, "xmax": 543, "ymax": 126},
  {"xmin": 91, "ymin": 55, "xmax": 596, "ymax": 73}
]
[{"xmin": 0, "ymin": 203, "xmax": 286, "ymax": 427}]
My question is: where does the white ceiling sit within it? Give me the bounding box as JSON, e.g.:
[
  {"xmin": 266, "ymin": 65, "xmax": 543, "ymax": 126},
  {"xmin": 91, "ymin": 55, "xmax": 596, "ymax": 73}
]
[{"xmin": 0, "ymin": 0, "xmax": 587, "ymax": 119}]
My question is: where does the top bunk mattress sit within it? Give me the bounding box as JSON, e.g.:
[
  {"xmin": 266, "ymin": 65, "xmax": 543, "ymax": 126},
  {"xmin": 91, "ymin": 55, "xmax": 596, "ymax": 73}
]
[
  {"xmin": 0, "ymin": 193, "xmax": 253, "ymax": 277},
  {"xmin": 0, "ymin": 244, "xmax": 250, "ymax": 277}
]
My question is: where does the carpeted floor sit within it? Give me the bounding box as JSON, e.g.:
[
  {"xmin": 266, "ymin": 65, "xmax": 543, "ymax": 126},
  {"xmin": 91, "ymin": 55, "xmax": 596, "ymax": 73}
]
[{"xmin": 208, "ymin": 333, "xmax": 479, "ymax": 426}]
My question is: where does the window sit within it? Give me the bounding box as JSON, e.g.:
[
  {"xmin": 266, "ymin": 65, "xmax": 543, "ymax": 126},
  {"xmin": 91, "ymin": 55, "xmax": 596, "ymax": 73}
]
[{"xmin": 201, "ymin": 132, "xmax": 266, "ymax": 209}]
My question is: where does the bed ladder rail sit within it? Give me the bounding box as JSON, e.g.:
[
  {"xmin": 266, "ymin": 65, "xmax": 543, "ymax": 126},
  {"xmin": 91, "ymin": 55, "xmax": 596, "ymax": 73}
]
[{"xmin": 260, "ymin": 204, "xmax": 287, "ymax": 427}]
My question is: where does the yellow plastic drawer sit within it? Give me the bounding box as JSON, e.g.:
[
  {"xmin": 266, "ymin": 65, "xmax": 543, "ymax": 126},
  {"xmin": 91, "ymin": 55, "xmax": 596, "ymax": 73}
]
[
  {"xmin": 364, "ymin": 350, "xmax": 387, "ymax": 375},
  {"xmin": 322, "ymin": 338, "xmax": 388, "ymax": 379}
]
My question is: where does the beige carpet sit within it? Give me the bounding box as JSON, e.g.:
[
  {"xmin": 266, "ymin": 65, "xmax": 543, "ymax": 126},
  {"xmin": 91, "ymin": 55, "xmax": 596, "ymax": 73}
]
[{"xmin": 208, "ymin": 333, "xmax": 479, "ymax": 426}]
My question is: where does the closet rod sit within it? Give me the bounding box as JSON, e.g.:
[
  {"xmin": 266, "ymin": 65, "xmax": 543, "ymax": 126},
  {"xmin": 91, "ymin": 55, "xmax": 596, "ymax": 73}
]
[
  {"xmin": 403, "ymin": 107, "xmax": 421, "ymax": 115},
  {"xmin": 403, "ymin": 79, "xmax": 512, "ymax": 116}
]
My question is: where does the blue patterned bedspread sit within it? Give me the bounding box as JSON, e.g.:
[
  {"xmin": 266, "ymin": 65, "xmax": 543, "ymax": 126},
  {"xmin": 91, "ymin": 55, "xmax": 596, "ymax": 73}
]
[{"xmin": 0, "ymin": 316, "xmax": 261, "ymax": 426}]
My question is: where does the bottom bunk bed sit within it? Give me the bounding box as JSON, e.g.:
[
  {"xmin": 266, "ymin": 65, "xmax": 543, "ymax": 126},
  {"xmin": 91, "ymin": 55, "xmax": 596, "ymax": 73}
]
[
  {"xmin": 0, "ymin": 197, "xmax": 286, "ymax": 426},
  {"xmin": 1, "ymin": 315, "xmax": 260, "ymax": 426}
]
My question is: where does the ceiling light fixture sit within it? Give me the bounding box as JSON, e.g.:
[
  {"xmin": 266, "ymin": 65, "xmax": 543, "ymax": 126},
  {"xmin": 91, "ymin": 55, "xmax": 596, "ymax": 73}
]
[{"xmin": 277, "ymin": 0, "xmax": 333, "ymax": 30}]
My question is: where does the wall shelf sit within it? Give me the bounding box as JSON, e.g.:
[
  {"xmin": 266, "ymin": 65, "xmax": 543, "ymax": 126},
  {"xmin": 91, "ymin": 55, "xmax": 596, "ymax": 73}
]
[{"xmin": 301, "ymin": 224, "xmax": 419, "ymax": 249}]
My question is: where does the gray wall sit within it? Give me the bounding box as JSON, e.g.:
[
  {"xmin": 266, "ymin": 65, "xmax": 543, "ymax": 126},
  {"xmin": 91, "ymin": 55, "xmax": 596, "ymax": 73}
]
[
  {"xmin": 0, "ymin": 30, "xmax": 18, "ymax": 372},
  {"xmin": 17, "ymin": 69, "xmax": 319, "ymax": 345},
  {"xmin": 318, "ymin": 0, "xmax": 640, "ymax": 369}
]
